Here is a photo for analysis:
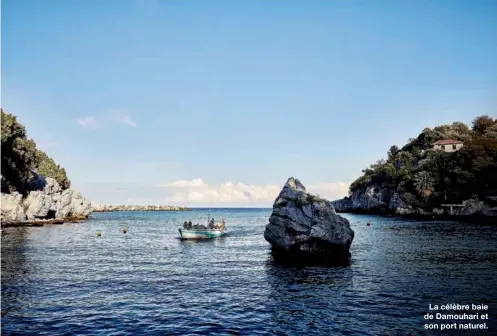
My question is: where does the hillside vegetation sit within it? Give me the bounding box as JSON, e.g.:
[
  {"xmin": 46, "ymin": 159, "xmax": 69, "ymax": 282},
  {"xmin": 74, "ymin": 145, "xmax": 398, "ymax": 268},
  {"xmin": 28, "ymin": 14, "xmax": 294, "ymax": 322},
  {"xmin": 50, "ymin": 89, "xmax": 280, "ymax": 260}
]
[
  {"xmin": 349, "ymin": 115, "xmax": 497, "ymax": 209},
  {"xmin": 1, "ymin": 109, "xmax": 70, "ymax": 194}
]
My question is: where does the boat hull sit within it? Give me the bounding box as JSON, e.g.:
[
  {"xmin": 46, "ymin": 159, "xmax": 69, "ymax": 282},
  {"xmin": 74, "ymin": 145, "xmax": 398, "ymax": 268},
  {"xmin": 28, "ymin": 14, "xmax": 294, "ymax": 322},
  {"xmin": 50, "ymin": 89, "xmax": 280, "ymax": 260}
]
[{"xmin": 178, "ymin": 228, "xmax": 227, "ymax": 239}]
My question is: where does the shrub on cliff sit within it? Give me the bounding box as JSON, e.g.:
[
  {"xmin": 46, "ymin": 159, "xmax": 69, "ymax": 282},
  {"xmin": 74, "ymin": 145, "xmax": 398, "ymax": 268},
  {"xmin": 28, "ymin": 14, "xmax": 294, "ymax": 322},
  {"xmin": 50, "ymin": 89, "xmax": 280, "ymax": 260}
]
[
  {"xmin": 1, "ymin": 109, "xmax": 71, "ymax": 193},
  {"xmin": 349, "ymin": 115, "xmax": 497, "ymax": 208},
  {"xmin": 34, "ymin": 150, "xmax": 71, "ymax": 190}
]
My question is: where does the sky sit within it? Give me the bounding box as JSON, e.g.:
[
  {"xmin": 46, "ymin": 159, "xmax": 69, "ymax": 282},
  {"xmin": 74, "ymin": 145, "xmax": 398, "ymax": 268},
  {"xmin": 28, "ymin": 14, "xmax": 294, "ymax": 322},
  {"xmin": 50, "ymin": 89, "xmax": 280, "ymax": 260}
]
[{"xmin": 2, "ymin": 0, "xmax": 496, "ymax": 207}]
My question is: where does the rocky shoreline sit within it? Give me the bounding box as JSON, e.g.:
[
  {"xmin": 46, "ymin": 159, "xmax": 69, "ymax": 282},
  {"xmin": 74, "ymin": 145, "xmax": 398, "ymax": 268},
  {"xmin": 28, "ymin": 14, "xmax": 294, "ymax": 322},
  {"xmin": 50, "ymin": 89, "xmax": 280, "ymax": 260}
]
[
  {"xmin": 1, "ymin": 215, "xmax": 88, "ymax": 228},
  {"xmin": 1, "ymin": 173, "xmax": 93, "ymax": 225},
  {"xmin": 91, "ymin": 204, "xmax": 191, "ymax": 212},
  {"xmin": 332, "ymin": 186, "xmax": 497, "ymax": 218}
]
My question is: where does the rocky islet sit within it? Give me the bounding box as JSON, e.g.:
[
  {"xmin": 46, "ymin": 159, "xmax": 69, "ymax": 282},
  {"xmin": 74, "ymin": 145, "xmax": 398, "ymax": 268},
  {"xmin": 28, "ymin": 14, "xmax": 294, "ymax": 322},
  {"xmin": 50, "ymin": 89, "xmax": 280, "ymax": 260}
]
[{"xmin": 264, "ymin": 177, "xmax": 355, "ymax": 265}]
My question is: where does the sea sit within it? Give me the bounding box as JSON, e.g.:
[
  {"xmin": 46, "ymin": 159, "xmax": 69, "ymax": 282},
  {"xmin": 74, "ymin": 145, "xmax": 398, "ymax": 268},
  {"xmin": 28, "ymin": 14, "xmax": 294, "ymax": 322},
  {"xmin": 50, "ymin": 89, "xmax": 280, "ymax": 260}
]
[{"xmin": 1, "ymin": 209, "xmax": 496, "ymax": 335}]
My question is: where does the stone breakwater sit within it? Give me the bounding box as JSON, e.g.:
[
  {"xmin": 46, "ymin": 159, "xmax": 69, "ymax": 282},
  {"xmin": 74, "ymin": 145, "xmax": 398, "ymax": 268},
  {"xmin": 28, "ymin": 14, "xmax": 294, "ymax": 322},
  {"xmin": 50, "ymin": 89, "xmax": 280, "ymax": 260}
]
[
  {"xmin": 1, "ymin": 173, "xmax": 92, "ymax": 226},
  {"xmin": 91, "ymin": 204, "xmax": 190, "ymax": 212}
]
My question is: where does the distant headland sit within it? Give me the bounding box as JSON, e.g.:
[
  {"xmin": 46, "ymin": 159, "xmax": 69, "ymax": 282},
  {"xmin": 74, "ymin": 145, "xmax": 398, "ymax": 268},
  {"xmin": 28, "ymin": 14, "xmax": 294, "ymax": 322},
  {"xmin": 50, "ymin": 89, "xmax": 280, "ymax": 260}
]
[
  {"xmin": 91, "ymin": 204, "xmax": 191, "ymax": 212},
  {"xmin": 332, "ymin": 115, "xmax": 497, "ymax": 218}
]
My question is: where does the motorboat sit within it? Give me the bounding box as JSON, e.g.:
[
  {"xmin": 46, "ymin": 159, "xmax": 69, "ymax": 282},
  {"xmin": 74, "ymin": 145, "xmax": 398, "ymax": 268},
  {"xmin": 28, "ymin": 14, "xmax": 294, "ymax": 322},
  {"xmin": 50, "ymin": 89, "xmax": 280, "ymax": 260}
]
[{"xmin": 178, "ymin": 216, "xmax": 227, "ymax": 240}]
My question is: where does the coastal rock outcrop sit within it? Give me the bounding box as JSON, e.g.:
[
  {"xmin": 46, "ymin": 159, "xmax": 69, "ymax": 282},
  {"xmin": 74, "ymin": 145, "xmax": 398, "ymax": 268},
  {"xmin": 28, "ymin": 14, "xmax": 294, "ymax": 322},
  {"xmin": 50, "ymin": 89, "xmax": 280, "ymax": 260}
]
[
  {"xmin": 332, "ymin": 188, "xmax": 497, "ymax": 217},
  {"xmin": 331, "ymin": 197, "xmax": 353, "ymax": 212},
  {"xmin": 0, "ymin": 192, "xmax": 27, "ymax": 221},
  {"xmin": 332, "ymin": 186, "xmax": 394, "ymax": 213},
  {"xmin": 264, "ymin": 177, "xmax": 354, "ymax": 265},
  {"xmin": 1, "ymin": 173, "xmax": 92, "ymax": 222},
  {"xmin": 57, "ymin": 189, "xmax": 92, "ymax": 218},
  {"xmin": 388, "ymin": 192, "xmax": 413, "ymax": 215}
]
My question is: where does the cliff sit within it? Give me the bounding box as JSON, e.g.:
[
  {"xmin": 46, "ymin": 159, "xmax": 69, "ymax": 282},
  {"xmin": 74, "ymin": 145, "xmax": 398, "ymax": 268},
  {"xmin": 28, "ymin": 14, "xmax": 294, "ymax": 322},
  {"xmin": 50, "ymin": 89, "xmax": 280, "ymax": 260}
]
[
  {"xmin": 1, "ymin": 173, "xmax": 93, "ymax": 224},
  {"xmin": 332, "ymin": 187, "xmax": 497, "ymax": 217},
  {"xmin": 91, "ymin": 203, "xmax": 190, "ymax": 212},
  {"xmin": 1, "ymin": 110, "xmax": 92, "ymax": 225},
  {"xmin": 333, "ymin": 115, "xmax": 497, "ymax": 218}
]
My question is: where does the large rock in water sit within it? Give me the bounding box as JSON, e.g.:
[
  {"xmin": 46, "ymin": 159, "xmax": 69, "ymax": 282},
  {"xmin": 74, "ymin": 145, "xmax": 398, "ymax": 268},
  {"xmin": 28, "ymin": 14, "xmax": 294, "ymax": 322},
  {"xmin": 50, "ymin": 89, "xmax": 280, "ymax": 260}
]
[
  {"xmin": 1, "ymin": 173, "xmax": 92, "ymax": 222},
  {"xmin": 264, "ymin": 177, "xmax": 354, "ymax": 265}
]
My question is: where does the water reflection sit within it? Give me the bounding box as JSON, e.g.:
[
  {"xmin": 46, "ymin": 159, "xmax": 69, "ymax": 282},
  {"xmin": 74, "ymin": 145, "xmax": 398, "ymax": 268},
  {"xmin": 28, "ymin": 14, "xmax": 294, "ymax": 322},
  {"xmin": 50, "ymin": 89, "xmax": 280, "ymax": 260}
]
[
  {"xmin": 1, "ymin": 227, "xmax": 32, "ymax": 319},
  {"xmin": 264, "ymin": 253, "xmax": 354, "ymax": 334}
]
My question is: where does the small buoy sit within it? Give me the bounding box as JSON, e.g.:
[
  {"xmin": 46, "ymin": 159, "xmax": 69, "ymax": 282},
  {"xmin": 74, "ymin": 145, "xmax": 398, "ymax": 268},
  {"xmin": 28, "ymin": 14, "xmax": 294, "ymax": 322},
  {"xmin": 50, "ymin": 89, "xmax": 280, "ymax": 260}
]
[
  {"xmin": 96, "ymin": 231, "xmax": 102, "ymax": 237},
  {"xmin": 122, "ymin": 228, "xmax": 127, "ymax": 234},
  {"xmin": 367, "ymin": 221, "xmax": 371, "ymax": 226}
]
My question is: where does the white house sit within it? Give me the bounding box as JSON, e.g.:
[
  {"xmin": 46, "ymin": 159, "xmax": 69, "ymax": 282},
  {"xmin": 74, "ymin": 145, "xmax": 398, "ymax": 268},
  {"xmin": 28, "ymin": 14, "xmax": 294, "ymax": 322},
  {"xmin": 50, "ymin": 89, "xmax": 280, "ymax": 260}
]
[{"xmin": 432, "ymin": 139, "xmax": 464, "ymax": 152}]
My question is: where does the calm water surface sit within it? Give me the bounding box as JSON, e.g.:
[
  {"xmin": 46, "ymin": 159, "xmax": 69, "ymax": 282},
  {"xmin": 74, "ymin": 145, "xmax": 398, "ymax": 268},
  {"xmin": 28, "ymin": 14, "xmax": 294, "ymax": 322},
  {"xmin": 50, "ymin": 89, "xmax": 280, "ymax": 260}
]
[{"xmin": 2, "ymin": 209, "xmax": 497, "ymax": 335}]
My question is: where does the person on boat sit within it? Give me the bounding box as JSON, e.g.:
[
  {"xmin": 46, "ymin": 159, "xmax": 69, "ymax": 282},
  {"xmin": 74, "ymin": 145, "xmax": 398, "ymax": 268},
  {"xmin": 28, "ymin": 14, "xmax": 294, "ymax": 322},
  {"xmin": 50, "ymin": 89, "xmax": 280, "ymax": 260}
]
[
  {"xmin": 221, "ymin": 218, "xmax": 226, "ymax": 229},
  {"xmin": 187, "ymin": 221, "xmax": 193, "ymax": 229},
  {"xmin": 208, "ymin": 220, "xmax": 215, "ymax": 229},
  {"xmin": 183, "ymin": 221, "xmax": 188, "ymax": 229}
]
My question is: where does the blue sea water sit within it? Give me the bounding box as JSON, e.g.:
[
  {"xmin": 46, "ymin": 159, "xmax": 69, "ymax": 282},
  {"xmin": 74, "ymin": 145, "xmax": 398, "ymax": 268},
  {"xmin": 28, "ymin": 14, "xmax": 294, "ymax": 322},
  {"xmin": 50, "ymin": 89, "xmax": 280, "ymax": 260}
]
[{"xmin": 1, "ymin": 209, "xmax": 496, "ymax": 335}]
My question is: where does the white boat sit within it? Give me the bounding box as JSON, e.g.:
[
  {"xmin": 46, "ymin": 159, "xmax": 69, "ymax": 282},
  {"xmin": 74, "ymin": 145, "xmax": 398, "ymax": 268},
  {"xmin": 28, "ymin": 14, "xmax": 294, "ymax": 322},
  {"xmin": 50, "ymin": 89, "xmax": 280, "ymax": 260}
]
[
  {"xmin": 178, "ymin": 216, "xmax": 227, "ymax": 240},
  {"xmin": 178, "ymin": 228, "xmax": 227, "ymax": 239}
]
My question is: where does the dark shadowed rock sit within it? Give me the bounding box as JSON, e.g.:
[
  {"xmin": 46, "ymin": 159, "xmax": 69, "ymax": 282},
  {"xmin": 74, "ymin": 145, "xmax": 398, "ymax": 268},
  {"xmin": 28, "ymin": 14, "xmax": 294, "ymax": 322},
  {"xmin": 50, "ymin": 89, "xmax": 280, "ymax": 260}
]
[{"xmin": 264, "ymin": 177, "xmax": 355, "ymax": 265}]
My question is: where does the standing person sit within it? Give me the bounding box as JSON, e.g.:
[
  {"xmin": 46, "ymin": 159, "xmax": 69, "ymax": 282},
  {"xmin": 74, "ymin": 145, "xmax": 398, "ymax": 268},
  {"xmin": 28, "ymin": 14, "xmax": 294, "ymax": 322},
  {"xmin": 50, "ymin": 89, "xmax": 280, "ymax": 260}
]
[{"xmin": 221, "ymin": 218, "xmax": 226, "ymax": 230}]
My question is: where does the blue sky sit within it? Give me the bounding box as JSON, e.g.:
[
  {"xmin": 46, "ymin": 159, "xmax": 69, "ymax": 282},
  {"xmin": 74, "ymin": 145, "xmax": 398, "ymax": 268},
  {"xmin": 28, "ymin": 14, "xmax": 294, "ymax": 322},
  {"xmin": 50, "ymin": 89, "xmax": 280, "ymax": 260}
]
[{"xmin": 2, "ymin": 0, "xmax": 496, "ymax": 206}]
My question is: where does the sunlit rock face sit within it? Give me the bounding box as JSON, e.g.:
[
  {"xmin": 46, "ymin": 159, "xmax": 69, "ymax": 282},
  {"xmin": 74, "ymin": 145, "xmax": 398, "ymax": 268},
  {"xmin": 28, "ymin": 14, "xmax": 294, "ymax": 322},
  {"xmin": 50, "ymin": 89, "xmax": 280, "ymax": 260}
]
[{"xmin": 1, "ymin": 173, "xmax": 92, "ymax": 222}]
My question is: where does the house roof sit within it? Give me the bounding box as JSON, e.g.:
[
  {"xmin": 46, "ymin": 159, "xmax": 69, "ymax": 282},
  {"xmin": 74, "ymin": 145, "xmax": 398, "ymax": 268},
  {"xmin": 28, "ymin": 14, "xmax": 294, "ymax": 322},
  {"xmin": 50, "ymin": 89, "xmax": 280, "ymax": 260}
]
[{"xmin": 432, "ymin": 139, "xmax": 463, "ymax": 145}]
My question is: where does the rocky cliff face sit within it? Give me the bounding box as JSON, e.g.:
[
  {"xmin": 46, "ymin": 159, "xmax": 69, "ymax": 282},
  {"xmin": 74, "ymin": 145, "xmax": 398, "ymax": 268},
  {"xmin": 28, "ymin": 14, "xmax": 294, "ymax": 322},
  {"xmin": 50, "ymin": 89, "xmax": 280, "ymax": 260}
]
[
  {"xmin": 1, "ymin": 173, "xmax": 92, "ymax": 222},
  {"xmin": 332, "ymin": 187, "xmax": 497, "ymax": 217},
  {"xmin": 264, "ymin": 177, "xmax": 354, "ymax": 265},
  {"xmin": 331, "ymin": 186, "xmax": 390, "ymax": 213}
]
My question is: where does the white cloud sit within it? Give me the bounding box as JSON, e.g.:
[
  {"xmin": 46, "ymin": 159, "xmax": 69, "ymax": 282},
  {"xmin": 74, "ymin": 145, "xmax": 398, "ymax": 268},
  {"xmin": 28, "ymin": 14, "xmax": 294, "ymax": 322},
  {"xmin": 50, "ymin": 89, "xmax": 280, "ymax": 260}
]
[
  {"xmin": 78, "ymin": 178, "xmax": 350, "ymax": 207},
  {"xmin": 157, "ymin": 178, "xmax": 350, "ymax": 207},
  {"xmin": 76, "ymin": 112, "xmax": 137, "ymax": 129},
  {"xmin": 76, "ymin": 116, "xmax": 98, "ymax": 129},
  {"xmin": 117, "ymin": 114, "xmax": 137, "ymax": 127},
  {"xmin": 163, "ymin": 178, "xmax": 208, "ymax": 188}
]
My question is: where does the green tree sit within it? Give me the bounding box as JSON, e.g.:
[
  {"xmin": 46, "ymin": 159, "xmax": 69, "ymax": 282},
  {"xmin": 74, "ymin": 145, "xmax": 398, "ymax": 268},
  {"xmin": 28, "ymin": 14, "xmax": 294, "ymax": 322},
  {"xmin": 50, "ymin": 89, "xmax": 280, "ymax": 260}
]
[
  {"xmin": 1, "ymin": 109, "xmax": 71, "ymax": 193},
  {"xmin": 34, "ymin": 150, "xmax": 71, "ymax": 189},
  {"xmin": 414, "ymin": 171, "xmax": 436, "ymax": 197},
  {"xmin": 388, "ymin": 145, "xmax": 400, "ymax": 160},
  {"xmin": 472, "ymin": 115, "xmax": 495, "ymax": 136},
  {"xmin": 1, "ymin": 109, "xmax": 34, "ymax": 193},
  {"xmin": 482, "ymin": 123, "xmax": 497, "ymax": 140}
]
